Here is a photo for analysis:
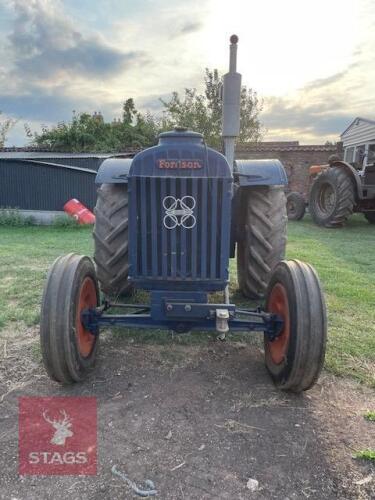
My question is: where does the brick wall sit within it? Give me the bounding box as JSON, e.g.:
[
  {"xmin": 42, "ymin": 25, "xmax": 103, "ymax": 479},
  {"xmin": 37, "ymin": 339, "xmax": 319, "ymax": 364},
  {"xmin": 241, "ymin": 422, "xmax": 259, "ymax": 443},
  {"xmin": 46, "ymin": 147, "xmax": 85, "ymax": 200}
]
[{"xmin": 235, "ymin": 142, "xmax": 341, "ymax": 197}]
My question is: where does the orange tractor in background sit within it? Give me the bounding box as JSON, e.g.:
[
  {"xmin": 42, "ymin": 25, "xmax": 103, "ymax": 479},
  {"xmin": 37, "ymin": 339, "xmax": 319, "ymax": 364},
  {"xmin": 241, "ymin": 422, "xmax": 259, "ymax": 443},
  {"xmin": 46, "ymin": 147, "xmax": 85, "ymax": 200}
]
[{"xmin": 286, "ymin": 147, "xmax": 375, "ymax": 227}]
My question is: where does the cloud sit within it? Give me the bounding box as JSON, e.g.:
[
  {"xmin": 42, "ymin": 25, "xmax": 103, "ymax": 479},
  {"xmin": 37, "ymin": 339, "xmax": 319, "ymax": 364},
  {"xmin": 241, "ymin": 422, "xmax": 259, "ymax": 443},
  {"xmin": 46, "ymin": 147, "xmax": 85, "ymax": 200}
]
[
  {"xmin": 8, "ymin": 0, "xmax": 146, "ymax": 81},
  {"xmin": 0, "ymin": 87, "xmax": 91, "ymax": 122},
  {"xmin": 302, "ymin": 71, "xmax": 348, "ymax": 91},
  {"xmin": 262, "ymin": 45, "xmax": 375, "ymax": 143},
  {"xmin": 1, "ymin": 0, "xmax": 374, "ymax": 146},
  {"xmin": 262, "ymin": 92, "xmax": 357, "ymax": 142},
  {"xmin": 301, "ymin": 62, "xmax": 359, "ymax": 91},
  {"xmin": 179, "ymin": 21, "xmax": 202, "ymax": 35},
  {"xmin": 263, "ymin": 95, "xmax": 351, "ymax": 130}
]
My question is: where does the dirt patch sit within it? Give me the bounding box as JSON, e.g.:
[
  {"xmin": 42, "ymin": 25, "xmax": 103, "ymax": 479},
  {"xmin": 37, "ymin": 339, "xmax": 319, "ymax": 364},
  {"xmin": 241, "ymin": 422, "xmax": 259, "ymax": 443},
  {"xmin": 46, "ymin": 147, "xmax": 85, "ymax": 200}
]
[
  {"xmin": 0, "ymin": 335, "xmax": 374, "ymax": 499},
  {"xmin": 309, "ymin": 374, "xmax": 375, "ymax": 498},
  {"xmin": 0, "ymin": 325, "xmax": 39, "ymax": 402}
]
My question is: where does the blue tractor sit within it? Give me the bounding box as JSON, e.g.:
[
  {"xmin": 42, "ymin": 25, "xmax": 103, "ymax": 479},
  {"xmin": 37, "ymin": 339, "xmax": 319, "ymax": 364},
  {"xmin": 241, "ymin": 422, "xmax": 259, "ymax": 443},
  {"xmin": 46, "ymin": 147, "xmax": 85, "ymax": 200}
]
[{"xmin": 40, "ymin": 36, "xmax": 326, "ymax": 392}]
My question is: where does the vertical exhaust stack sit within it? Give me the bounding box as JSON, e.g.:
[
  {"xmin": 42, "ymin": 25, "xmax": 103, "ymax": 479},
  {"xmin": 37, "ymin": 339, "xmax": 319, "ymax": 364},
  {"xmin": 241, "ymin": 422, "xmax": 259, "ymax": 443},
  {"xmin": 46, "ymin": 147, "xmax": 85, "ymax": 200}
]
[{"xmin": 222, "ymin": 34, "xmax": 242, "ymax": 170}]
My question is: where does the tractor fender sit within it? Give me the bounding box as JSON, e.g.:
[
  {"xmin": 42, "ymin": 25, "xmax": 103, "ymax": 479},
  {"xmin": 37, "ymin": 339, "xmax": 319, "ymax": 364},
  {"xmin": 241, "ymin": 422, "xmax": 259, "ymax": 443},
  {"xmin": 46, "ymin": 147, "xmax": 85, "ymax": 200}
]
[
  {"xmin": 95, "ymin": 158, "xmax": 133, "ymax": 184},
  {"xmin": 328, "ymin": 160, "xmax": 362, "ymax": 200},
  {"xmin": 234, "ymin": 159, "xmax": 288, "ymax": 186}
]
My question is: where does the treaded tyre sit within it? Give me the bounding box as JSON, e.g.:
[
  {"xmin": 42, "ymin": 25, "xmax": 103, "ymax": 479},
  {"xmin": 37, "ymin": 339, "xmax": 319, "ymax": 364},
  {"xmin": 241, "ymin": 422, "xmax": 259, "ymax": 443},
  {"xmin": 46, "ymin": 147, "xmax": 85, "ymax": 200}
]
[
  {"xmin": 309, "ymin": 167, "xmax": 355, "ymax": 227},
  {"xmin": 237, "ymin": 186, "xmax": 287, "ymax": 299},
  {"xmin": 40, "ymin": 253, "xmax": 99, "ymax": 384},
  {"xmin": 364, "ymin": 212, "xmax": 375, "ymax": 224},
  {"xmin": 93, "ymin": 183, "xmax": 132, "ymax": 297},
  {"xmin": 286, "ymin": 192, "xmax": 306, "ymax": 221},
  {"xmin": 265, "ymin": 260, "xmax": 327, "ymax": 392}
]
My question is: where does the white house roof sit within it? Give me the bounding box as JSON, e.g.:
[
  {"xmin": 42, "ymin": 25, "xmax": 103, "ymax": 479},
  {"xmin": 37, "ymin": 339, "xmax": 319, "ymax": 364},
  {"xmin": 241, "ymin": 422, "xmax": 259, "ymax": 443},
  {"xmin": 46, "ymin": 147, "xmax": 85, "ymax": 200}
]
[{"xmin": 340, "ymin": 117, "xmax": 375, "ymax": 147}]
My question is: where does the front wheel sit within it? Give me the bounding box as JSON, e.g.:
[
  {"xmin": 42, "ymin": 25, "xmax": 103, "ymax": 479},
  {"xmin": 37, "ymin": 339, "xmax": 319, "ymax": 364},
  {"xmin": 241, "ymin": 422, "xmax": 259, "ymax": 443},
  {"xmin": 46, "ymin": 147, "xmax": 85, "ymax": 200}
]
[
  {"xmin": 265, "ymin": 260, "xmax": 327, "ymax": 392},
  {"xmin": 40, "ymin": 253, "xmax": 100, "ymax": 384}
]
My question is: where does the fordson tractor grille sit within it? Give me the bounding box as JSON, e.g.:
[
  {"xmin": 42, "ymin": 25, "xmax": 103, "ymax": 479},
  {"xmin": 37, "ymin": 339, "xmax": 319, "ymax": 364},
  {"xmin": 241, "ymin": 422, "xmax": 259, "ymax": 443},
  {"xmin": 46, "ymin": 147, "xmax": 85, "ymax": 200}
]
[{"xmin": 129, "ymin": 176, "xmax": 232, "ymax": 289}]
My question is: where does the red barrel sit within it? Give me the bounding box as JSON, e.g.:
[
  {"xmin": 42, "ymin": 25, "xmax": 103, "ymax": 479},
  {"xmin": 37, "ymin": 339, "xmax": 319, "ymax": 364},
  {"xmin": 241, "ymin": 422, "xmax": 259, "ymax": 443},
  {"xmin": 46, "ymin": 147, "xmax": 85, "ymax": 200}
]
[{"xmin": 63, "ymin": 199, "xmax": 96, "ymax": 224}]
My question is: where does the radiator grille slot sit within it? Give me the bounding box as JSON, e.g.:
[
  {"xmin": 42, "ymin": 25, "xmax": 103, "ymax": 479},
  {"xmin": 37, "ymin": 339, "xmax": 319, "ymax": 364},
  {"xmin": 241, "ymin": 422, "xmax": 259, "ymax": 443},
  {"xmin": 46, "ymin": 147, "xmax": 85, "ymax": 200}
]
[{"xmin": 129, "ymin": 176, "xmax": 231, "ymax": 285}]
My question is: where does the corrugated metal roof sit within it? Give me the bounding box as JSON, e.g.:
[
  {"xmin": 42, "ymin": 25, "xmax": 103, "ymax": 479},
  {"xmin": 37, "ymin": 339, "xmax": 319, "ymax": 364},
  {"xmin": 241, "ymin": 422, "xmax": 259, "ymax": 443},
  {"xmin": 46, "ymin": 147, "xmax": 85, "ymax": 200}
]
[
  {"xmin": 0, "ymin": 152, "xmax": 111, "ymax": 159},
  {"xmin": 236, "ymin": 144, "xmax": 337, "ymax": 152}
]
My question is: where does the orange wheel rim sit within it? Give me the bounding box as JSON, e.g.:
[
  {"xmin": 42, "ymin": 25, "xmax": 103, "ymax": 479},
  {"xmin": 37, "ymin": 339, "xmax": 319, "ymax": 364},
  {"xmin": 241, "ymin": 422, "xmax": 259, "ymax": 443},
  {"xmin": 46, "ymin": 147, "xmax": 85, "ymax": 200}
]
[
  {"xmin": 266, "ymin": 283, "xmax": 290, "ymax": 364},
  {"xmin": 76, "ymin": 277, "xmax": 97, "ymax": 357}
]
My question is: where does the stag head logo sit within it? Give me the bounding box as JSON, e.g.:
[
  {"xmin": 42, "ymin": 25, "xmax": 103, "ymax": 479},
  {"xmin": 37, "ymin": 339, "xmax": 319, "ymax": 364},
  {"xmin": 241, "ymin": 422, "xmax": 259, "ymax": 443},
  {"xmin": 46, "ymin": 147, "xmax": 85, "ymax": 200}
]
[{"xmin": 42, "ymin": 409, "xmax": 73, "ymax": 446}]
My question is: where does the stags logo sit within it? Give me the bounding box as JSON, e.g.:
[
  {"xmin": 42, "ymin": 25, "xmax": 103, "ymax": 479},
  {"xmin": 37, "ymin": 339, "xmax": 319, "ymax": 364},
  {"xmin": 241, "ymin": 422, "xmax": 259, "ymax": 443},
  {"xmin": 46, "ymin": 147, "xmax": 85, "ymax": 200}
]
[
  {"xmin": 19, "ymin": 397, "xmax": 97, "ymax": 475},
  {"xmin": 42, "ymin": 409, "xmax": 73, "ymax": 446}
]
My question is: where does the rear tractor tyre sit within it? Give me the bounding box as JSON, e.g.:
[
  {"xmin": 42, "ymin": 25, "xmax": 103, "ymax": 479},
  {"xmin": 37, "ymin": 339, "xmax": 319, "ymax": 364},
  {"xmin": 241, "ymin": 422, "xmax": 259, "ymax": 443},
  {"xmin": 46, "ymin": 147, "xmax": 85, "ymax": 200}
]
[
  {"xmin": 364, "ymin": 212, "xmax": 375, "ymax": 224},
  {"xmin": 40, "ymin": 253, "xmax": 100, "ymax": 384},
  {"xmin": 309, "ymin": 167, "xmax": 355, "ymax": 227},
  {"xmin": 265, "ymin": 260, "xmax": 327, "ymax": 392},
  {"xmin": 286, "ymin": 192, "xmax": 306, "ymax": 221},
  {"xmin": 93, "ymin": 183, "xmax": 132, "ymax": 298},
  {"xmin": 237, "ymin": 186, "xmax": 287, "ymax": 299}
]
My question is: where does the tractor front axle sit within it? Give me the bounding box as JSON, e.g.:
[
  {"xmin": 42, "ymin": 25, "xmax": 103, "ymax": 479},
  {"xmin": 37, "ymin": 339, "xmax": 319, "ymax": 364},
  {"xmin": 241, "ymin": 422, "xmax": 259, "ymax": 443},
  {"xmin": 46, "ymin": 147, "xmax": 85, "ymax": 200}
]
[{"xmin": 81, "ymin": 301, "xmax": 284, "ymax": 340}]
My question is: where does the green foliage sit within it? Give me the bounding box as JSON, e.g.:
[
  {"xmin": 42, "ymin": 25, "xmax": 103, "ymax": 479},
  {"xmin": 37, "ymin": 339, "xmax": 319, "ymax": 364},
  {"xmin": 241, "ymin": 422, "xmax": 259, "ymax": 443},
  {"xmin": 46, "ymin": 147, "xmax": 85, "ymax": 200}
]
[
  {"xmin": 160, "ymin": 69, "xmax": 263, "ymax": 148},
  {"xmin": 30, "ymin": 106, "xmax": 159, "ymax": 152},
  {"xmin": 0, "ymin": 111, "xmax": 16, "ymax": 147},
  {"xmin": 286, "ymin": 215, "xmax": 375, "ymax": 388},
  {"xmin": 52, "ymin": 214, "xmax": 81, "ymax": 228},
  {"xmin": 29, "ymin": 68, "xmax": 262, "ymax": 152},
  {"xmin": 364, "ymin": 411, "xmax": 375, "ymax": 422},
  {"xmin": 354, "ymin": 449, "xmax": 375, "ymax": 461},
  {"xmin": 0, "ymin": 208, "xmax": 35, "ymax": 227}
]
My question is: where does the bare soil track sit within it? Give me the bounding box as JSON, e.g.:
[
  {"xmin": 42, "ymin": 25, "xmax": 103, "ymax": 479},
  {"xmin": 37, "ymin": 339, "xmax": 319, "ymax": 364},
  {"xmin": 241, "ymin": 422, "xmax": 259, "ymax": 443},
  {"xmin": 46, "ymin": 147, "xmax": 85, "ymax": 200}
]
[{"xmin": 0, "ymin": 331, "xmax": 374, "ymax": 499}]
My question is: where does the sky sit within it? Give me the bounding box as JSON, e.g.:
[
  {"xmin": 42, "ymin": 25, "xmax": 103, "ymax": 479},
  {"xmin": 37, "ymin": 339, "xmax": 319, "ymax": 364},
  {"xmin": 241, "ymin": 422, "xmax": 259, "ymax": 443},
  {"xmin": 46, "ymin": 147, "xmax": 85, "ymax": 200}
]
[{"xmin": 0, "ymin": 0, "xmax": 374, "ymax": 146}]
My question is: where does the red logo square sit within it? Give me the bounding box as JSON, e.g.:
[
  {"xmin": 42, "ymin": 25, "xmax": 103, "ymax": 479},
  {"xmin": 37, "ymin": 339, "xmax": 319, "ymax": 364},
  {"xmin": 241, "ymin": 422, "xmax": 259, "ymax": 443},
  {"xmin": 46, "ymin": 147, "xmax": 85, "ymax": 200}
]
[{"xmin": 19, "ymin": 397, "xmax": 97, "ymax": 475}]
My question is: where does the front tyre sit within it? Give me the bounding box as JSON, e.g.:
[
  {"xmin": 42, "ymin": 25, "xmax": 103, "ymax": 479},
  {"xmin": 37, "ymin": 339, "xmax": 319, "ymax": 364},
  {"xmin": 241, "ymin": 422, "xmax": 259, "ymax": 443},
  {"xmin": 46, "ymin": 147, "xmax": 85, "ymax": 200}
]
[
  {"xmin": 40, "ymin": 253, "xmax": 100, "ymax": 384},
  {"xmin": 265, "ymin": 260, "xmax": 327, "ymax": 392}
]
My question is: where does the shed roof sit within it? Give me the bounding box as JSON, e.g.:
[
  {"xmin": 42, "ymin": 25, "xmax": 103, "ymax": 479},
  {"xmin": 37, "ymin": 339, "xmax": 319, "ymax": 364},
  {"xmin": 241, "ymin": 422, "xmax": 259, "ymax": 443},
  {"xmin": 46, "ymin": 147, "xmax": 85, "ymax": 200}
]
[
  {"xmin": 340, "ymin": 117, "xmax": 375, "ymax": 138},
  {"xmin": 236, "ymin": 143, "xmax": 337, "ymax": 153}
]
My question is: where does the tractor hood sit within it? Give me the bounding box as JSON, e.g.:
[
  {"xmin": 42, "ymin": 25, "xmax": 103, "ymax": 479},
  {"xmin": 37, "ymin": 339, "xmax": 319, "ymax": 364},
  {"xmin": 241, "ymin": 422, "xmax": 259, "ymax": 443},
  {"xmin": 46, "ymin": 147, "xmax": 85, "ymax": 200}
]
[{"xmin": 129, "ymin": 128, "xmax": 232, "ymax": 179}]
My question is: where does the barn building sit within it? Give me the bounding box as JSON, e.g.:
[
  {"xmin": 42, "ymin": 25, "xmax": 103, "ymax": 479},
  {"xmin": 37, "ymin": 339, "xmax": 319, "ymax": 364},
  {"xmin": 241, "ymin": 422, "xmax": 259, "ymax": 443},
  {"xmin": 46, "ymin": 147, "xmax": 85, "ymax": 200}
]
[
  {"xmin": 0, "ymin": 152, "xmax": 110, "ymax": 223},
  {"xmin": 341, "ymin": 117, "xmax": 375, "ymax": 167}
]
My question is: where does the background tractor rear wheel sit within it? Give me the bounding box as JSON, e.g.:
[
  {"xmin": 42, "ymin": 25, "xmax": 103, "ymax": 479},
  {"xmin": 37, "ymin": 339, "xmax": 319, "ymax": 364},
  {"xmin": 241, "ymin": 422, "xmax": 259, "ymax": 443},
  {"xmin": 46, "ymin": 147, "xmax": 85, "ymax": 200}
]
[
  {"xmin": 265, "ymin": 260, "xmax": 327, "ymax": 392},
  {"xmin": 364, "ymin": 212, "xmax": 375, "ymax": 224},
  {"xmin": 237, "ymin": 186, "xmax": 287, "ymax": 299},
  {"xmin": 286, "ymin": 192, "xmax": 306, "ymax": 221},
  {"xmin": 93, "ymin": 183, "xmax": 132, "ymax": 297},
  {"xmin": 309, "ymin": 167, "xmax": 355, "ymax": 227},
  {"xmin": 40, "ymin": 253, "xmax": 100, "ymax": 384}
]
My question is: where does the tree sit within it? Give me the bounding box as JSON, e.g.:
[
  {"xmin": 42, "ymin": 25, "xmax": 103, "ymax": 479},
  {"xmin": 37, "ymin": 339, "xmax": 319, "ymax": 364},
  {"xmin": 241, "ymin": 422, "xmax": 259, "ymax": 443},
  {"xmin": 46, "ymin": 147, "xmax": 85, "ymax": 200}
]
[
  {"xmin": 30, "ymin": 107, "xmax": 159, "ymax": 152},
  {"xmin": 160, "ymin": 68, "xmax": 263, "ymax": 148},
  {"xmin": 0, "ymin": 112, "xmax": 16, "ymax": 147},
  {"xmin": 122, "ymin": 98, "xmax": 137, "ymax": 124},
  {"xmin": 30, "ymin": 68, "xmax": 262, "ymax": 151}
]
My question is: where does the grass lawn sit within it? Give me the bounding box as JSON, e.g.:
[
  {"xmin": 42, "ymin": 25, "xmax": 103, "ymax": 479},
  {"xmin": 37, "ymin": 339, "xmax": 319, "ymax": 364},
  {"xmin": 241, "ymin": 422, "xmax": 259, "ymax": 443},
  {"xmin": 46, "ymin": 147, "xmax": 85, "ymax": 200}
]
[{"xmin": 0, "ymin": 214, "xmax": 374, "ymax": 387}]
